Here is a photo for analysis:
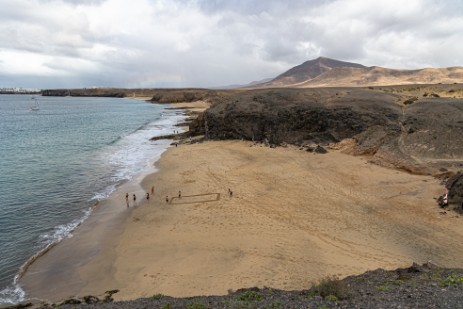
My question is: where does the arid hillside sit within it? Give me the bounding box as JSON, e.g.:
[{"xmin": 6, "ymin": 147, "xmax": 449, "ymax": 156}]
[
  {"xmin": 260, "ymin": 57, "xmax": 366, "ymax": 87},
  {"xmin": 253, "ymin": 57, "xmax": 463, "ymax": 88}
]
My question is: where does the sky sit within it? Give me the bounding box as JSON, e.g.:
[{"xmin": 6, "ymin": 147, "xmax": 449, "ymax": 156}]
[{"xmin": 1, "ymin": 0, "xmax": 462, "ymax": 89}]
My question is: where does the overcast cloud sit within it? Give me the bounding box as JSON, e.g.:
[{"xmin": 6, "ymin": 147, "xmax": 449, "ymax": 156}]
[{"xmin": 0, "ymin": 0, "xmax": 462, "ymax": 88}]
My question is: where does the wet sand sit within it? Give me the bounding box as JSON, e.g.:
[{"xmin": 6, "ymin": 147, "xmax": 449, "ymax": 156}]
[
  {"xmin": 19, "ymin": 101, "xmax": 208, "ymax": 302},
  {"xmin": 19, "ymin": 169, "xmax": 150, "ymax": 303},
  {"xmin": 20, "ymin": 102, "xmax": 463, "ymax": 303}
]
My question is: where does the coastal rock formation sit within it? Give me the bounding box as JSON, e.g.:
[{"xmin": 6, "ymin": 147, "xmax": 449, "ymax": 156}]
[
  {"xmin": 447, "ymin": 173, "xmax": 463, "ymax": 212},
  {"xmin": 192, "ymin": 86, "xmax": 463, "ymax": 177},
  {"xmin": 41, "ymin": 88, "xmax": 229, "ymax": 103},
  {"xmin": 202, "ymin": 88, "xmax": 401, "ymax": 145}
]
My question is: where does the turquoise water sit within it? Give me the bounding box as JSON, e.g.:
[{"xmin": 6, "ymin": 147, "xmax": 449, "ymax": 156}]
[{"xmin": 0, "ymin": 95, "xmax": 183, "ymax": 305}]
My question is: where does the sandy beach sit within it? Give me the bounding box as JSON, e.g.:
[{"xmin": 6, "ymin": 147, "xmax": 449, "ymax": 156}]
[
  {"xmin": 104, "ymin": 140, "xmax": 463, "ymax": 301},
  {"xmin": 20, "ymin": 103, "xmax": 463, "ymax": 303}
]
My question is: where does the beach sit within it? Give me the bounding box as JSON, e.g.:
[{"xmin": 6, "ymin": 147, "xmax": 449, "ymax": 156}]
[{"xmin": 20, "ymin": 103, "xmax": 463, "ymax": 304}]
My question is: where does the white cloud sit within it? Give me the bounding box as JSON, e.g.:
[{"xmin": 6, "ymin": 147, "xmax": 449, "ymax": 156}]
[
  {"xmin": 0, "ymin": 50, "xmax": 59, "ymax": 75},
  {"xmin": 0, "ymin": 0, "xmax": 462, "ymax": 88}
]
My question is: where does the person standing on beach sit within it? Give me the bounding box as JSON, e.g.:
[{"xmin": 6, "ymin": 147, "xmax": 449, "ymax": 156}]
[
  {"xmin": 125, "ymin": 193, "xmax": 129, "ymax": 208},
  {"xmin": 178, "ymin": 191, "xmax": 181, "ymax": 199},
  {"xmin": 133, "ymin": 194, "xmax": 137, "ymax": 206},
  {"xmin": 166, "ymin": 195, "xmax": 169, "ymax": 203},
  {"xmin": 151, "ymin": 186, "xmax": 155, "ymax": 195},
  {"xmin": 146, "ymin": 192, "xmax": 150, "ymax": 200}
]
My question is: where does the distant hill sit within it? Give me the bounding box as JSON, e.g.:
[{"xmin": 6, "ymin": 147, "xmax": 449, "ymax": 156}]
[{"xmin": 252, "ymin": 57, "xmax": 463, "ymax": 88}]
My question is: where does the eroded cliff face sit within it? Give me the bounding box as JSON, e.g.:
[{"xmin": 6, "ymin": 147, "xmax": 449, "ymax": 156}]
[
  {"xmin": 191, "ymin": 88, "xmax": 463, "ymax": 177},
  {"xmin": 202, "ymin": 88, "xmax": 401, "ymax": 145},
  {"xmin": 447, "ymin": 173, "xmax": 463, "ymax": 212}
]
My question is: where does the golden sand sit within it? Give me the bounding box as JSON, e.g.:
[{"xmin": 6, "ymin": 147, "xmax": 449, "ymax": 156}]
[
  {"xmin": 82, "ymin": 140, "xmax": 463, "ymax": 300},
  {"xmin": 20, "ymin": 101, "xmax": 463, "ymax": 302}
]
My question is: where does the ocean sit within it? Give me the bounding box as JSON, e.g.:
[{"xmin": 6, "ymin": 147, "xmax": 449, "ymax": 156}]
[{"xmin": 0, "ymin": 94, "xmax": 184, "ymax": 305}]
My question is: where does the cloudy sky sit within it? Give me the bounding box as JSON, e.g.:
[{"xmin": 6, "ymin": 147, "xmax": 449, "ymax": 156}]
[{"xmin": 1, "ymin": 0, "xmax": 462, "ymax": 89}]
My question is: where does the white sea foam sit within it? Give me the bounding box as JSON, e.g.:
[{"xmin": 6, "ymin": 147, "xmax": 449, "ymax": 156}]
[
  {"xmin": 0, "ymin": 101, "xmax": 188, "ymax": 306},
  {"xmin": 89, "ymin": 184, "xmax": 117, "ymax": 202},
  {"xmin": 0, "ymin": 208, "xmax": 91, "ymax": 305},
  {"xmin": 37, "ymin": 208, "xmax": 92, "ymax": 246},
  {"xmin": 0, "ymin": 283, "xmax": 25, "ymax": 305},
  {"xmin": 106, "ymin": 111, "xmax": 187, "ymax": 183}
]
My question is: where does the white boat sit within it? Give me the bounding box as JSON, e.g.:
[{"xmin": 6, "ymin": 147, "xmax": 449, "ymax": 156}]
[{"xmin": 30, "ymin": 98, "xmax": 39, "ymax": 111}]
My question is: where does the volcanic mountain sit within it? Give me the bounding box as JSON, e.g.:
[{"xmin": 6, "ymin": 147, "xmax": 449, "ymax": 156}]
[{"xmin": 255, "ymin": 57, "xmax": 463, "ymax": 88}]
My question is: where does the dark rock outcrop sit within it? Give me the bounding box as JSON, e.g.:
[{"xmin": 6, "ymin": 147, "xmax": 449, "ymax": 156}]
[
  {"xmin": 306, "ymin": 145, "xmax": 328, "ymax": 154},
  {"xmin": 447, "ymin": 173, "xmax": 463, "ymax": 212},
  {"xmin": 202, "ymin": 88, "xmax": 401, "ymax": 147},
  {"xmin": 189, "ymin": 86, "xmax": 463, "ymax": 179},
  {"xmin": 41, "ymin": 89, "xmax": 126, "ymax": 97},
  {"xmin": 41, "ymin": 88, "xmax": 233, "ymax": 103}
]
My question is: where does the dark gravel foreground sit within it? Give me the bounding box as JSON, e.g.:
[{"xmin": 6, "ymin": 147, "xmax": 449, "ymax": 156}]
[{"xmin": 12, "ymin": 263, "xmax": 463, "ymax": 309}]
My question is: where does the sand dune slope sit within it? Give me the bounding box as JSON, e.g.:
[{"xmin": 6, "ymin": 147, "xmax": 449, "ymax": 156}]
[{"xmin": 92, "ymin": 141, "xmax": 463, "ymax": 300}]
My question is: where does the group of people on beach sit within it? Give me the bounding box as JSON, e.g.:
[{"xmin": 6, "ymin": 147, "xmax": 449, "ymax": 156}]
[
  {"xmin": 125, "ymin": 186, "xmax": 155, "ymax": 208},
  {"xmin": 125, "ymin": 186, "xmax": 234, "ymax": 208},
  {"xmin": 125, "ymin": 193, "xmax": 136, "ymax": 208}
]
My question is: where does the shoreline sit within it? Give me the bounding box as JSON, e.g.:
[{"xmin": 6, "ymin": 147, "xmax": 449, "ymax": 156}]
[
  {"xmin": 42, "ymin": 140, "xmax": 463, "ymax": 302},
  {"xmin": 17, "ymin": 100, "xmax": 463, "ymax": 305},
  {"xmin": 16, "ymin": 101, "xmax": 206, "ymax": 305}
]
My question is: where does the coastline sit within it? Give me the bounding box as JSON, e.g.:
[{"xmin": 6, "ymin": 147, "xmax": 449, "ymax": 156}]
[
  {"xmin": 18, "ymin": 100, "xmax": 463, "ymax": 304},
  {"xmin": 99, "ymin": 140, "xmax": 463, "ymax": 301},
  {"xmin": 17, "ymin": 101, "xmax": 203, "ymax": 305}
]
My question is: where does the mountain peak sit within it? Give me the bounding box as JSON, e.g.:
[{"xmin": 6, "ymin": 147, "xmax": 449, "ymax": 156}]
[
  {"xmin": 269, "ymin": 57, "xmax": 365, "ymax": 85},
  {"xmin": 250, "ymin": 56, "xmax": 463, "ymax": 88}
]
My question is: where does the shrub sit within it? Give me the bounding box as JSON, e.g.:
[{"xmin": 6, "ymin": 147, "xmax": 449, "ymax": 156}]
[
  {"xmin": 324, "ymin": 295, "xmax": 338, "ymax": 301},
  {"xmin": 152, "ymin": 293, "xmax": 164, "ymax": 300},
  {"xmin": 186, "ymin": 302, "xmax": 207, "ymax": 309},
  {"xmin": 311, "ymin": 276, "xmax": 349, "ymax": 300},
  {"xmin": 237, "ymin": 290, "xmax": 262, "ymax": 301},
  {"xmin": 440, "ymin": 275, "xmax": 463, "ymax": 286},
  {"xmin": 376, "ymin": 285, "xmax": 389, "ymax": 292},
  {"xmin": 404, "ymin": 97, "xmax": 419, "ymax": 105},
  {"xmin": 393, "ymin": 280, "xmax": 404, "ymax": 286},
  {"xmin": 266, "ymin": 301, "xmax": 282, "ymax": 308}
]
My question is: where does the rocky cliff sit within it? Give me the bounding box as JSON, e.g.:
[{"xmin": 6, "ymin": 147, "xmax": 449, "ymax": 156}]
[
  {"xmin": 202, "ymin": 88, "xmax": 401, "ymax": 146},
  {"xmin": 188, "ymin": 86, "xmax": 463, "ymax": 209},
  {"xmin": 447, "ymin": 173, "xmax": 463, "ymax": 212}
]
